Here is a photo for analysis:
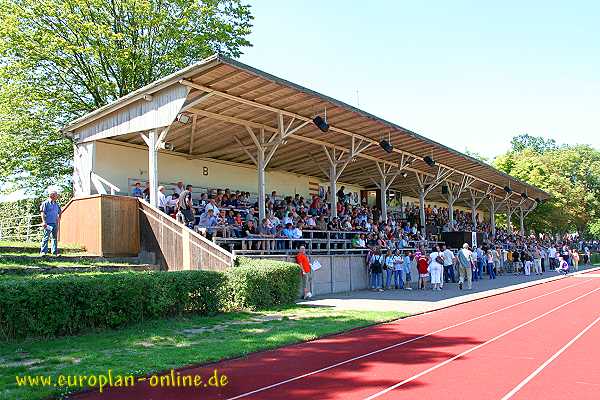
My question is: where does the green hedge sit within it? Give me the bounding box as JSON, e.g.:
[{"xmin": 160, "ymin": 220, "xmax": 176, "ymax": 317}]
[
  {"xmin": 227, "ymin": 257, "xmax": 301, "ymax": 310},
  {"xmin": 591, "ymin": 253, "xmax": 600, "ymax": 265},
  {"xmin": 0, "ymin": 259, "xmax": 301, "ymax": 340}
]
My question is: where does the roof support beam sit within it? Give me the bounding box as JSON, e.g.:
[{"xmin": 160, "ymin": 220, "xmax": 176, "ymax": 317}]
[
  {"xmin": 185, "ymin": 103, "xmax": 523, "ymax": 206},
  {"xmin": 179, "ymin": 78, "xmax": 536, "ymax": 201}
]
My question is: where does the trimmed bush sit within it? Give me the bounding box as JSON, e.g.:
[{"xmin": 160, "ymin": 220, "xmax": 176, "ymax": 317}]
[
  {"xmin": 591, "ymin": 253, "xmax": 600, "ymax": 265},
  {"xmin": 0, "ymin": 271, "xmax": 225, "ymax": 340},
  {"xmin": 226, "ymin": 257, "xmax": 301, "ymax": 310},
  {"xmin": 0, "ymin": 259, "xmax": 301, "ymax": 340}
]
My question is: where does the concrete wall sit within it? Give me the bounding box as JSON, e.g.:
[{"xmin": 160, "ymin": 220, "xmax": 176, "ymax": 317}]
[
  {"xmin": 265, "ymin": 254, "xmax": 369, "ymax": 296},
  {"xmin": 90, "ymin": 140, "xmax": 363, "ymax": 200}
]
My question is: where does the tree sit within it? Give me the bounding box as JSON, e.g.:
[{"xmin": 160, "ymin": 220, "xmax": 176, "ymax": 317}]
[
  {"xmin": 510, "ymin": 133, "xmax": 558, "ymax": 154},
  {"xmin": 494, "ymin": 136, "xmax": 600, "ymax": 236},
  {"xmin": 463, "ymin": 148, "xmax": 490, "ymax": 164},
  {"xmin": 0, "ymin": 0, "xmax": 253, "ymax": 197}
]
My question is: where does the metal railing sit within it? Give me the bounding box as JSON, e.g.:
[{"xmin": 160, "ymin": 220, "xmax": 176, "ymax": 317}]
[
  {"xmin": 214, "ymin": 228, "xmax": 437, "ymax": 256},
  {"xmin": 0, "ymin": 214, "xmax": 44, "ymax": 242}
]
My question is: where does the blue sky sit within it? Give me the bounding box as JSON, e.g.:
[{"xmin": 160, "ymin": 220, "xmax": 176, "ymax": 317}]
[{"xmin": 238, "ymin": 0, "xmax": 600, "ymax": 159}]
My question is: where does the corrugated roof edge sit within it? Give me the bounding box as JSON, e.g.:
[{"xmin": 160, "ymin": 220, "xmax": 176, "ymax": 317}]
[{"xmin": 62, "ymin": 52, "xmax": 549, "ymax": 199}]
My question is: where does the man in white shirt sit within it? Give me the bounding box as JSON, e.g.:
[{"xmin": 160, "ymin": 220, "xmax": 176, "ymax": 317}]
[
  {"xmin": 205, "ymin": 198, "xmax": 219, "ymax": 215},
  {"xmin": 457, "ymin": 243, "xmax": 473, "ymax": 290},
  {"xmin": 548, "ymin": 245, "xmax": 557, "ymax": 269},
  {"xmin": 173, "ymin": 181, "xmax": 184, "ymax": 195},
  {"xmin": 441, "ymin": 244, "xmax": 456, "ymax": 286},
  {"xmin": 157, "ymin": 186, "xmax": 168, "ymax": 213}
]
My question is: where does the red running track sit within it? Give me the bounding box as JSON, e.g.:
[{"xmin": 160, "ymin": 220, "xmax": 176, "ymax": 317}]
[{"xmin": 72, "ymin": 276, "xmax": 600, "ymax": 400}]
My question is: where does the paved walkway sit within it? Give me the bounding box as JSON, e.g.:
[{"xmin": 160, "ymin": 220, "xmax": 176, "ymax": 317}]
[{"xmin": 301, "ymin": 265, "xmax": 600, "ymax": 314}]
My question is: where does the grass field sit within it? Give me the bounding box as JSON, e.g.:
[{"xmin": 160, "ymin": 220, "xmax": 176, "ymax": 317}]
[
  {"xmin": 0, "ymin": 306, "xmax": 407, "ymax": 400},
  {"xmin": 0, "ymin": 241, "xmax": 148, "ymax": 274}
]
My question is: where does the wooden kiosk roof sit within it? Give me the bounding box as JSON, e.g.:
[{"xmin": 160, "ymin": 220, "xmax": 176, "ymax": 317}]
[{"xmin": 64, "ymin": 54, "xmax": 548, "ymax": 208}]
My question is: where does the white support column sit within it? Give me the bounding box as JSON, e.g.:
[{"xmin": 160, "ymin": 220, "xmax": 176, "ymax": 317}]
[
  {"xmin": 242, "ymin": 114, "xmax": 305, "ymax": 221},
  {"xmin": 257, "ymin": 143, "xmax": 266, "ymax": 222},
  {"xmin": 419, "ymin": 189, "xmax": 426, "ymax": 234},
  {"xmin": 519, "ymin": 207, "xmax": 525, "ymax": 236},
  {"xmin": 140, "ymin": 130, "xmax": 160, "ymax": 207},
  {"xmin": 321, "ymin": 137, "xmax": 373, "ymax": 220},
  {"xmin": 444, "ymin": 176, "xmax": 475, "ymax": 227},
  {"xmin": 414, "ymin": 166, "xmax": 453, "ymax": 235},
  {"xmin": 489, "ymin": 197, "xmax": 497, "ymax": 238},
  {"xmin": 507, "ymin": 209, "xmax": 513, "ymax": 232},
  {"xmin": 380, "ymin": 174, "xmax": 387, "ymax": 223},
  {"xmin": 329, "ymin": 162, "xmax": 338, "ymax": 219},
  {"xmin": 447, "ymin": 189, "xmax": 455, "ymax": 225},
  {"xmin": 467, "ymin": 185, "xmax": 494, "ymax": 231},
  {"xmin": 471, "ymin": 198, "xmax": 477, "ymax": 228}
]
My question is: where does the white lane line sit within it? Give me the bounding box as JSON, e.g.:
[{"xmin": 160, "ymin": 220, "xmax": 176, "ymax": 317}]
[
  {"xmin": 224, "ymin": 280, "xmax": 589, "ymax": 400},
  {"xmin": 362, "ymin": 285, "xmax": 600, "ymax": 400},
  {"xmin": 500, "ymin": 314, "xmax": 600, "ymax": 400}
]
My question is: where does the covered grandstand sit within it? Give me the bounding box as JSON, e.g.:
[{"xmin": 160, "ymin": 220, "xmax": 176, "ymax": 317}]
[{"xmin": 63, "ymin": 53, "xmax": 548, "ymax": 239}]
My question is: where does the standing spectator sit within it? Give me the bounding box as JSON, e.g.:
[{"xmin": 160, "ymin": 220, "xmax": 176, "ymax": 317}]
[
  {"xmin": 474, "ymin": 245, "xmax": 484, "ymax": 281},
  {"xmin": 457, "ymin": 243, "xmax": 473, "ymax": 290},
  {"xmin": 429, "ymin": 245, "xmax": 444, "ymax": 290},
  {"xmin": 441, "ymin": 244, "xmax": 456, "ymax": 284},
  {"xmin": 157, "ymin": 186, "xmax": 168, "ymax": 213},
  {"xmin": 40, "ymin": 189, "xmax": 61, "ymax": 256},
  {"xmin": 383, "ymin": 248, "xmax": 394, "ymax": 290},
  {"xmin": 392, "ymin": 249, "xmax": 404, "ymax": 289},
  {"xmin": 493, "ymin": 247, "xmax": 501, "ymax": 275},
  {"xmin": 572, "ymin": 249, "xmax": 580, "ymax": 271},
  {"xmin": 177, "ymin": 184, "xmax": 194, "ymax": 226},
  {"xmin": 532, "ymin": 246, "xmax": 543, "ymax": 275},
  {"xmin": 486, "ymin": 249, "xmax": 496, "ymax": 279},
  {"xmin": 173, "ymin": 181, "xmax": 184, "ymax": 195},
  {"xmin": 403, "ymin": 251, "xmax": 413, "ymax": 290},
  {"xmin": 416, "ymin": 250, "xmax": 430, "ymax": 290},
  {"xmin": 548, "ymin": 245, "xmax": 558, "ymax": 269},
  {"xmin": 513, "ymin": 248, "xmax": 522, "ymax": 274},
  {"xmin": 296, "ymin": 246, "xmax": 312, "ymax": 299},
  {"xmin": 368, "ymin": 248, "xmax": 384, "ymax": 292},
  {"xmin": 523, "ymin": 255, "xmax": 532, "ymax": 276}
]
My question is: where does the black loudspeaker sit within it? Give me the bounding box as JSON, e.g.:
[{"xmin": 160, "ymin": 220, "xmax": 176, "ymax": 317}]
[
  {"xmin": 379, "ymin": 139, "xmax": 393, "ymax": 153},
  {"xmin": 441, "ymin": 185, "xmax": 448, "ymax": 195},
  {"xmin": 521, "ymin": 192, "xmax": 528, "ymax": 199},
  {"xmin": 423, "ymin": 155, "xmax": 435, "ymax": 167},
  {"xmin": 312, "ymin": 116, "xmax": 329, "ymax": 132},
  {"xmin": 504, "ymin": 186, "xmax": 512, "ymax": 194}
]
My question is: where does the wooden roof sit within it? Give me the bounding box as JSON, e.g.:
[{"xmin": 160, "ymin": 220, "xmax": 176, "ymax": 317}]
[{"xmin": 66, "ymin": 54, "xmax": 549, "ymax": 208}]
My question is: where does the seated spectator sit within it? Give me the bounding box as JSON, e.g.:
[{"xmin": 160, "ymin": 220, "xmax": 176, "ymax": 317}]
[
  {"xmin": 132, "ymin": 182, "xmax": 143, "ymax": 198},
  {"xmin": 197, "ymin": 209, "xmax": 218, "ymax": 238}
]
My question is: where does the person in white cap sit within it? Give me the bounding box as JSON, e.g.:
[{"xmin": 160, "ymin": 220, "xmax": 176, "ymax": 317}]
[{"xmin": 40, "ymin": 189, "xmax": 61, "ymax": 256}]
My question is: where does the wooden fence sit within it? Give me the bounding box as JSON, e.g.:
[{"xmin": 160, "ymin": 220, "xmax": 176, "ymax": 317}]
[
  {"xmin": 59, "ymin": 194, "xmax": 140, "ymax": 256},
  {"xmin": 138, "ymin": 201, "xmax": 234, "ymax": 271}
]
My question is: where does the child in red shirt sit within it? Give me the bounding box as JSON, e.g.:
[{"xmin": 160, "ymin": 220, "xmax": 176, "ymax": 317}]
[{"xmin": 417, "ymin": 254, "xmax": 430, "ymax": 290}]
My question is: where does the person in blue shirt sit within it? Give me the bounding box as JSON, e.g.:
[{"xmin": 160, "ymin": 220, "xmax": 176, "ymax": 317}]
[
  {"xmin": 198, "ymin": 208, "xmax": 217, "ymax": 229},
  {"xmin": 40, "ymin": 190, "xmax": 62, "ymax": 255},
  {"xmin": 131, "ymin": 182, "xmax": 143, "ymax": 198}
]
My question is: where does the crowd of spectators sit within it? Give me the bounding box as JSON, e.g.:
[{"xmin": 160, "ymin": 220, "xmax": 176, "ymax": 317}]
[
  {"xmin": 131, "ymin": 181, "xmax": 599, "ymax": 264},
  {"xmin": 365, "ymin": 229, "xmax": 598, "ymax": 292}
]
